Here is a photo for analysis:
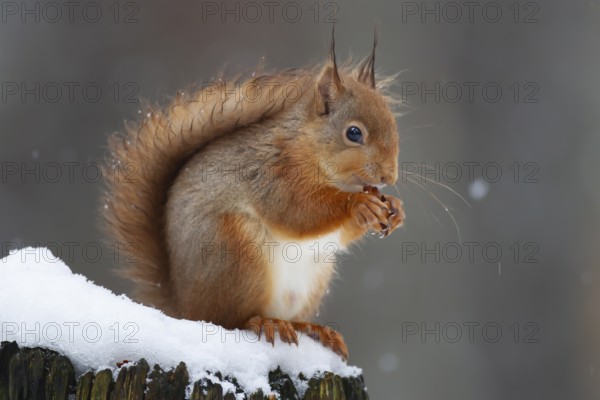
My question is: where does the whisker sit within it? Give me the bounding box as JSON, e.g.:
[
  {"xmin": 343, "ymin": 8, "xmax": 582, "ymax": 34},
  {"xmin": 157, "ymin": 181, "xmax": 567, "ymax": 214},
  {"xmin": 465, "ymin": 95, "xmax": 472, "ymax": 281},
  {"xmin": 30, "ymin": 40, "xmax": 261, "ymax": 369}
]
[
  {"xmin": 397, "ymin": 163, "xmax": 470, "ymax": 207},
  {"xmin": 428, "ymin": 207, "xmax": 443, "ymax": 229},
  {"xmin": 395, "ymin": 181, "xmax": 434, "ymax": 227},
  {"xmin": 404, "ymin": 176, "xmax": 463, "ymax": 242},
  {"xmin": 400, "ymin": 172, "xmax": 471, "ymax": 208}
]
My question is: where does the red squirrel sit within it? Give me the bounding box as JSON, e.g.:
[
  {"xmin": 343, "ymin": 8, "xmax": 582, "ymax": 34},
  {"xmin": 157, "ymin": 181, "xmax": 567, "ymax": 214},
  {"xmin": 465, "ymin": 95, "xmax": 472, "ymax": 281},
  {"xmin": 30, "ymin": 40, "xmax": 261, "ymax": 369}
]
[{"xmin": 102, "ymin": 32, "xmax": 404, "ymax": 360}]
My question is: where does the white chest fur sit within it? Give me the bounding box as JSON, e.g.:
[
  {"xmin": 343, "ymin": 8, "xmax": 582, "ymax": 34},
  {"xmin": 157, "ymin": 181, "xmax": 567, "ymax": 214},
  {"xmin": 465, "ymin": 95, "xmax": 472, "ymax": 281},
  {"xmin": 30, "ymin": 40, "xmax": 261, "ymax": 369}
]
[{"xmin": 264, "ymin": 230, "xmax": 346, "ymax": 321}]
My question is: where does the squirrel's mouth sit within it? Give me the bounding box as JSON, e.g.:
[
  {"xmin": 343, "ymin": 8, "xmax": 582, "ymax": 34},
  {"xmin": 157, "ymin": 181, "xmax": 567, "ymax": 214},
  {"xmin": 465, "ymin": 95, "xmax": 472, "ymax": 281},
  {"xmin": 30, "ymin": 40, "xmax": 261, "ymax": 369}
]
[
  {"xmin": 332, "ymin": 174, "xmax": 385, "ymax": 193},
  {"xmin": 352, "ymin": 174, "xmax": 386, "ymax": 189}
]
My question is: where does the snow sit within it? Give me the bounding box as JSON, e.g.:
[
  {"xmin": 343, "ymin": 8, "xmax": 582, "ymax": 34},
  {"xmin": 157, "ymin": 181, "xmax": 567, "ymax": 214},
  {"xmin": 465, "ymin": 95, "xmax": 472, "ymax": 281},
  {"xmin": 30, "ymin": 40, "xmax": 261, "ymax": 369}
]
[
  {"xmin": 468, "ymin": 178, "xmax": 490, "ymax": 201},
  {"xmin": 0, "ymin": 247, "xmax": 361, "ymax": 396}
]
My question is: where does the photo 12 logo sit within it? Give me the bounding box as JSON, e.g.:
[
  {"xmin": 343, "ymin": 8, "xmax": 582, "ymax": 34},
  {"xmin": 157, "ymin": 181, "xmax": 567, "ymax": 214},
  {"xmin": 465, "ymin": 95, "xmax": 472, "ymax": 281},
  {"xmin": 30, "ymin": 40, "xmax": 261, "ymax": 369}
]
[
  {"xmin": 400, "ymin": 1, "xmax": 540, "ymax": 24},
  {"xmin": 401, "ymin": 321, "xmax": 540, "ymax": 343},
  {"xmin": 401, "ymin": 81, "xmax": 540, "ymax": 104},
  {"xmin": 1, "ymin": 81, "xmax": 139, "ymax": 104},
  {"xmin": 1, "ymin": 1, "xmax": 140, "ymax": 23},
  {"xmin": 399, "ymin": 241, "xmax": 540, "ymax": 264},
  {"xmin": 401, "ymin": 161, "xmax": 540, "ymax": 184},
  {"xmin": 1, "ymin": 321, "xmax": 139, "ymax": 344},
  {"xmin": 199, "ymin": 1, "xmax": 339, "ymax": 23}
]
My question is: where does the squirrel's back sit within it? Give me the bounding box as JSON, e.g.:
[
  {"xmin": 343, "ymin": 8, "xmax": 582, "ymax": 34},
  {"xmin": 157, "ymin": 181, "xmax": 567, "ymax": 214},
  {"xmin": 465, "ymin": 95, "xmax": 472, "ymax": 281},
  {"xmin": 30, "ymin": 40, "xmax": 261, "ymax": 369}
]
[{"xmin": 102, "ymin": 70, "xmax": 318, "ymax": 311}]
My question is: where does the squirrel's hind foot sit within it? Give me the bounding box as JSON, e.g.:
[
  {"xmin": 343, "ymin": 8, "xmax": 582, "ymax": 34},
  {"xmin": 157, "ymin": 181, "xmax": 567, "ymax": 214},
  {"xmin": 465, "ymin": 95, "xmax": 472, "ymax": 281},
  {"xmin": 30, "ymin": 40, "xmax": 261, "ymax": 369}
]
[{"xmin": 244, "ymin": 316, "xmax": 348, "ymax": 361}]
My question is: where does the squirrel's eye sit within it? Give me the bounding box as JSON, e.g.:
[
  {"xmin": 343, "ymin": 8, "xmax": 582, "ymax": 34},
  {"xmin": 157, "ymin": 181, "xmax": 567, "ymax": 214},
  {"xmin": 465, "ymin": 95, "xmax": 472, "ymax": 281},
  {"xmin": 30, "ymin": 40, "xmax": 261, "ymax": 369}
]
[{"xmin": 345, "ymin": 126, "xmax": 363, "ymax": 144}]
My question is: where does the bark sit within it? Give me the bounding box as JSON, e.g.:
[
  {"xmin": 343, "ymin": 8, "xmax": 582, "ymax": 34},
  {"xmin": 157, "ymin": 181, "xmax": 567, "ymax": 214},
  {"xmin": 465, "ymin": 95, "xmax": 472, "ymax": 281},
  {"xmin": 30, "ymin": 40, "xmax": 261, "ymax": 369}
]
[{"xmin": 0, "ymin": 341, "xmax": 369, "ymax": 400}]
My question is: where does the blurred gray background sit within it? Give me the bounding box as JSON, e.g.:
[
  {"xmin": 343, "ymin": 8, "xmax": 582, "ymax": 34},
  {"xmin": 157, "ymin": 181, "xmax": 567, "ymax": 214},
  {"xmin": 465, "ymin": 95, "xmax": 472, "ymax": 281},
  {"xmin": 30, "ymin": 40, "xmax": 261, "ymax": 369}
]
[{"xmin": 1, "ymin": 0, "xmax": 599, "ymax": 398}]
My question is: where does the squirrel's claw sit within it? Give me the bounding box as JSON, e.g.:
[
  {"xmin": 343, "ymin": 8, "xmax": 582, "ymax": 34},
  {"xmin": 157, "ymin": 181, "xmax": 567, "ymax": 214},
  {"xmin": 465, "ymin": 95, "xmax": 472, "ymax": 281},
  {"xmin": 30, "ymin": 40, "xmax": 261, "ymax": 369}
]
[
  {"xmin": 263, "ymin": 319, "xmax": 276, "ymax": 346},
  {"xmin": 352, "ymin": 191, "xmax": 391, "ymax": 236},
  {"xmin": 286, "ymin": 321, "xmax": 349, "ymax": 361},
  {"xmin": 246, "ymin": 316, "xmax": 263, "ymax": 340},
  {"xmin": 244, "ymin": 317, "xmax": 298, "ymax": 347},
  {"xmin": 243, "ymin": 317, "xmax": 348, "ymax": 361},
  {"xmin": 278, "ymin": 320, "xmax": 299, "ymax": 346},
  {"xmin": 361, "ymin": 185, "xmax": 405, "ymax": 236},
  {"xmin": 384, "ymin": 196, "xmax": 405, "ymax": 234}
]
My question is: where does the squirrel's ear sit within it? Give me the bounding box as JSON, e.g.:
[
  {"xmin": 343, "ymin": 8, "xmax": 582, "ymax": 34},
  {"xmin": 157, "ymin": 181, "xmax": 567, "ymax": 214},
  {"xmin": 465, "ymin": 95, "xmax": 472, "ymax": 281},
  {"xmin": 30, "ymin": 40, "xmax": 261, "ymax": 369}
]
[
  {"xmin": 357, "ymin": 28, "xmax": 378, "ymax": 89},
  {"xmin": 316, "ymin": 27, "xmax": 344, "ymax": 115}
]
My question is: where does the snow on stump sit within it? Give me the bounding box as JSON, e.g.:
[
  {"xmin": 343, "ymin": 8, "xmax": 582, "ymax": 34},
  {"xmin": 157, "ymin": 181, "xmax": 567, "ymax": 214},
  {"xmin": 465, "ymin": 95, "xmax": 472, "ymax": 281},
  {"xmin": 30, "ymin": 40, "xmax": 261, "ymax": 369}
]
[
  {"xmin": 0, "ymin": 341, "xmax": 369, "ymax": 399},
  {"xmin": 0, "ymin": 248, "xmax": 370, "ymax": 399}
]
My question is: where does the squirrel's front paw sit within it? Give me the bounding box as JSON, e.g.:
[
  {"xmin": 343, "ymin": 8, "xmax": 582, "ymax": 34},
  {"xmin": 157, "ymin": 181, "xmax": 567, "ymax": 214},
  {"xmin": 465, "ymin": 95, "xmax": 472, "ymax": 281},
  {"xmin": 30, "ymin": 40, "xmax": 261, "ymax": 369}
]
[
  {"xmin": 350, "ymin": 189, "xmax": 393, "ymax": 237},
  {"xmin": 354, "ymin": 186, "xmax": 405, "ymax": 238},
  {"xmin": 380, "ymin": 192, "xmax": 405, "ymax": 237}
]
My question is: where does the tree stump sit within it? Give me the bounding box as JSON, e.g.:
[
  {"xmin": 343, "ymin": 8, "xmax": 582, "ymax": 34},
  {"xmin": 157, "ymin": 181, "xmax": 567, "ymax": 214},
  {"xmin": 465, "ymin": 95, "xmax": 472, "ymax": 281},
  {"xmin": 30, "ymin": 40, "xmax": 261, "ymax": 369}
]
[{"xmin": 0, "ymin": 342, "xmax": 369, "ymax": 400}]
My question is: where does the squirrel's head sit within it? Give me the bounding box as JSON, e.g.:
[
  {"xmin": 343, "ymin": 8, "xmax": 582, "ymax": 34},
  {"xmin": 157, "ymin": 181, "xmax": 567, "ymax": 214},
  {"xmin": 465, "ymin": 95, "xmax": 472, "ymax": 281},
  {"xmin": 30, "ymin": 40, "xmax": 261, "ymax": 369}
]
[{"xmin": 304, "ymin": 31, "xmax": 399, "ymax": 193}]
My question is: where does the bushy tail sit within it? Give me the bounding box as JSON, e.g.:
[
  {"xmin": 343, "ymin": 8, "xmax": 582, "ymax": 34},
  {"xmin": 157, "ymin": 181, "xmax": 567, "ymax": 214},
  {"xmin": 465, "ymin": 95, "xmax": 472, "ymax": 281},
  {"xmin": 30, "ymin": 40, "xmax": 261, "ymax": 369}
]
[{"xmin": 102, "ymin": 70, "xmax": 314, "ymax": 311}]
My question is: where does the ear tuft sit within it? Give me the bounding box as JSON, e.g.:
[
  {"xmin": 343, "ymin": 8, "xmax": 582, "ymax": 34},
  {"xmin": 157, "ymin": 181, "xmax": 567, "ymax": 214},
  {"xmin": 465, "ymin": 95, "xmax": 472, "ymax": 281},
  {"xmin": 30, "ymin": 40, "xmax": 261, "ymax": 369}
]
[
  {"xmin": 357, "ymin": 27, "xmax": 378, "ymax": 89},
  {"xmin": 316, "ymin": 26, "xmax": 344, "ymax": 115}
]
